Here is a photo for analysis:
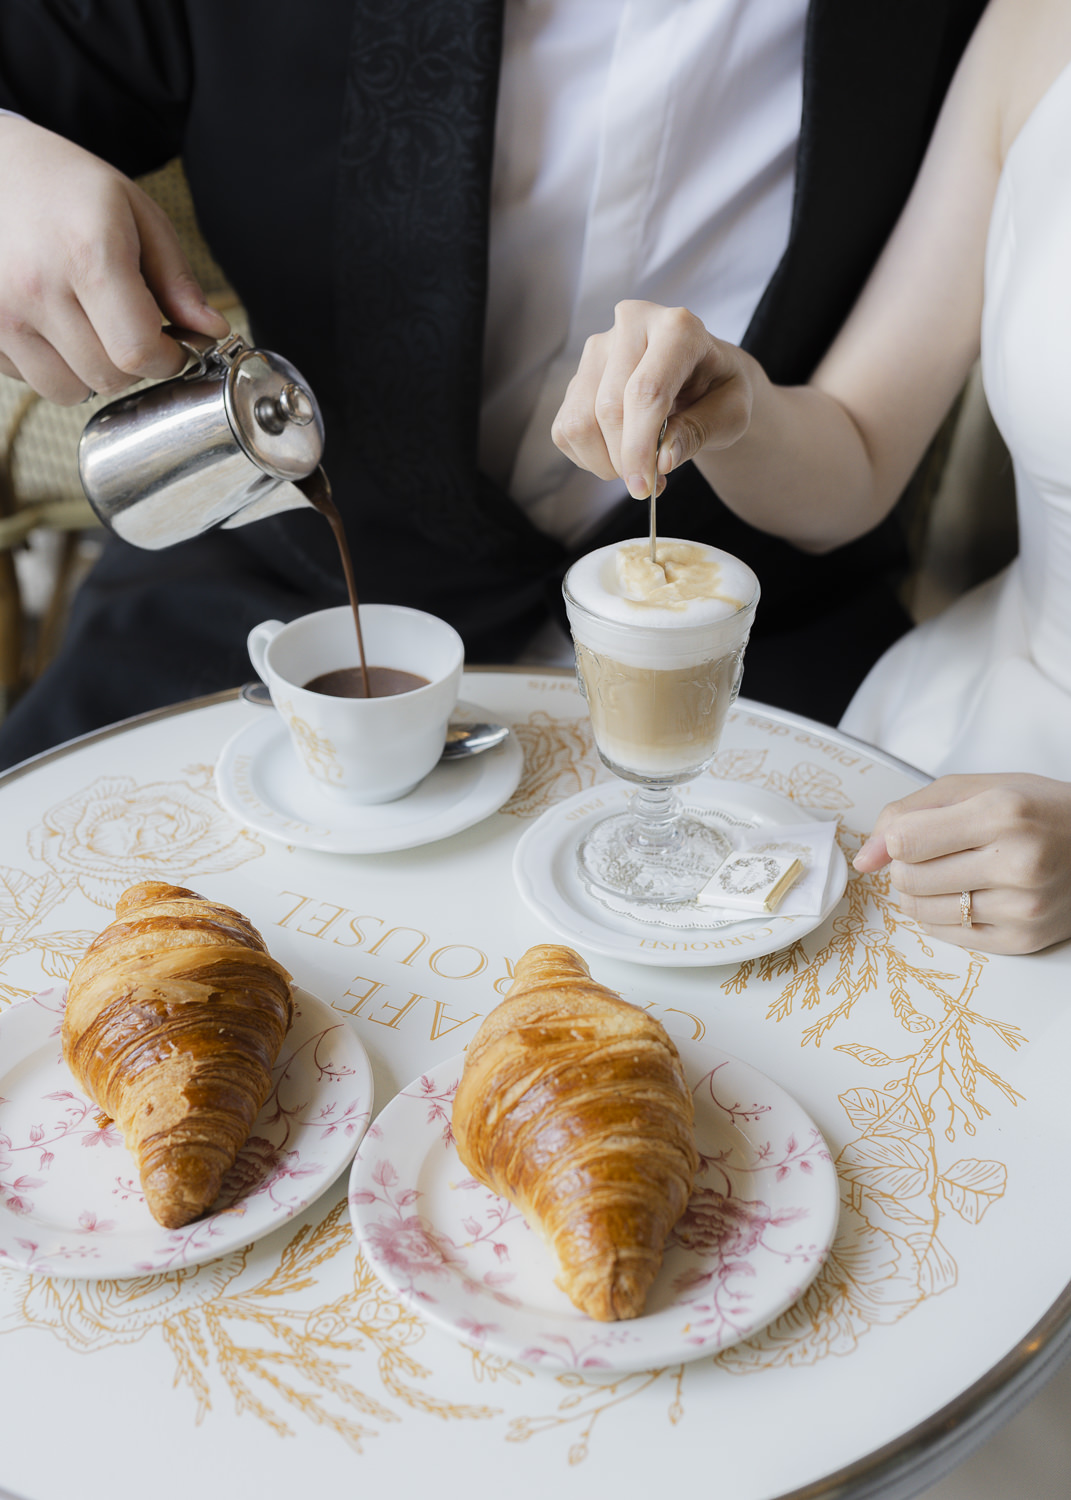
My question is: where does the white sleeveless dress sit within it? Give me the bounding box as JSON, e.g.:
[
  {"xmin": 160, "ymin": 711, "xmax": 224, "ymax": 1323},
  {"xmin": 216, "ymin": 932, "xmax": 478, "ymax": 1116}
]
[{"xmin": 839, "ymin": 60, "xmax": 1071, "ymax": 780}]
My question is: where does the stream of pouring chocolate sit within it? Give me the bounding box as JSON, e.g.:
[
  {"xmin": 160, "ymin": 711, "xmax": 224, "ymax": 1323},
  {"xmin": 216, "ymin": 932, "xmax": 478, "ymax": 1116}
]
[{"xmin": 295, "ymin": 466, "xmax": 372, "ymax": 699}]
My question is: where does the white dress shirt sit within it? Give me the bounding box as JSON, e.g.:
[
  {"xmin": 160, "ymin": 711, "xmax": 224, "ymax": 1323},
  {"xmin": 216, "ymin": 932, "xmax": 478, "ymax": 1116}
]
[{"xmin": 481, "ymin": 0, "xmax": 807, "ymax": 549}]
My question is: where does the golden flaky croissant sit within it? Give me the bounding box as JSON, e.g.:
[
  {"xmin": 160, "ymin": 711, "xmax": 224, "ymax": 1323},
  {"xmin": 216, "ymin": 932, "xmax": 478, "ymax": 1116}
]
[
  {"xmin": 63, "ymin": 881, "xmax": 293, "ymax": 1230},
  {"xmin": 453, "ymin": 944, "xmax": 698, "ymax": 1321}
]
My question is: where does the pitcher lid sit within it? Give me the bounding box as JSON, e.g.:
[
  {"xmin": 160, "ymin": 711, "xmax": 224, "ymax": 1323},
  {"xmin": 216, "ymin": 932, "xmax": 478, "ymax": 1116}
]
[{"xmin": 224, "ymin": 344, "xmax": 325, "ymax": 480}]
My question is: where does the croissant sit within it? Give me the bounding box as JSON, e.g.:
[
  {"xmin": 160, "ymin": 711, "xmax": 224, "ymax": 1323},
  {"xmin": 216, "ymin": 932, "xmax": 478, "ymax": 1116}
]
[
  {"xmin": 452, "ymin": 944, "xmax": 698, "ymax": 1321},
  {"xmin": 63, "ymin": 880, "xmax": 293, "ymax": 1230}
]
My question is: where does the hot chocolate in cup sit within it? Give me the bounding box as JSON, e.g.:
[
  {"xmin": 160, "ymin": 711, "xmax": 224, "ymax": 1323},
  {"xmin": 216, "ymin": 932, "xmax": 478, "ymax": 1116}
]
[
  {"xmin": 247, "ymin": 604, "xmax": 464, "ymax": 804},
  {"xmin": 563, "ymin": 538, "xmax": 759, "ymax": 782}
]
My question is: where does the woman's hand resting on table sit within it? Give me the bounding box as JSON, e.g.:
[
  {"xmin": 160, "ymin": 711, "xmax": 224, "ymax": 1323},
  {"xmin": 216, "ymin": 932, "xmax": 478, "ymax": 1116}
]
[
  {"xmin": 853, "ymin": 773, "xmax": 1071, "ymax": 954},
  {"xmin": 0, "ymin": 116, "xmax": 228, "ymax": 404},
  {"xmin": 551, "ymin": 299, "xmax": 755, "ymax": 498}
]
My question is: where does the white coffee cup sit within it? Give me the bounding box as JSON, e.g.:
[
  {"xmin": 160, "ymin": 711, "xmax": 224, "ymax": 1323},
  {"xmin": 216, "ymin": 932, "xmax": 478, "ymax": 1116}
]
[{"xmin": 247, "ymin": 605, "xmax": 464, "ymax": 804}]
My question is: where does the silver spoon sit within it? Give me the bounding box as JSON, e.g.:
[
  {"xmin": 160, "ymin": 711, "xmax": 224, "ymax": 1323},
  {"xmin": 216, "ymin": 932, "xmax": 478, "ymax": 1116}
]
[
  {"xmin": 441, "ymin": 721, "xmax": 510, "ymax": 759},
  {"xmin": 239, "ymin": 682, "xmax": 509, "ymax": 760}
]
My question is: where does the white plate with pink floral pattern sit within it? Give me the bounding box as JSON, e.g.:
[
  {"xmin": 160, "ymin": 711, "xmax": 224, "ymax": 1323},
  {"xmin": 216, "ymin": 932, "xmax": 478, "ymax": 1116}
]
[
  {"xmin": 347, "ymin": 1041, "xmax": 839, "ymax": 1373},
  {"xmin": 0, "ymin": 985, "xmax": 373, "ymax": 1278}
]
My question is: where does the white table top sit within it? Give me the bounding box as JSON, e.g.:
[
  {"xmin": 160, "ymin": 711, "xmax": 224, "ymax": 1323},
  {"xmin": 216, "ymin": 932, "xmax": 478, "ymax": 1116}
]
[{"xmin": 1, "ymin": 670, "xmax": 1069, "ymax": 1500}]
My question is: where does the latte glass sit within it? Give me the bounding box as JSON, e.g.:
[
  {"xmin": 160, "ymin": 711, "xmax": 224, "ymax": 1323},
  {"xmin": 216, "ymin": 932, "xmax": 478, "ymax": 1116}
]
[{"xmin": 563, "ymin": 544, "xmax": 759, "ymax": 903}]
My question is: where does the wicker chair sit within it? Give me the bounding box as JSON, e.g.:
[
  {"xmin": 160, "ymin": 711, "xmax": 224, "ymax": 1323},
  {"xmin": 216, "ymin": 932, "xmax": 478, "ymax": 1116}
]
[{"xmin": 0, "ymin": 158, "xmax": 243, "ymax": 719}]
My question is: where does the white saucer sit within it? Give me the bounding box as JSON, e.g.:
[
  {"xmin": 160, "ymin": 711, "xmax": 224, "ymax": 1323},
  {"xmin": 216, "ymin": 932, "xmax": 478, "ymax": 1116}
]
[
  {"xmin": 216, "ymin": 704, "xmax": 524, "ymax": 853},
  {"xmin": 512, "ymin": 778, "xmax": 848, "ymax": 967}
]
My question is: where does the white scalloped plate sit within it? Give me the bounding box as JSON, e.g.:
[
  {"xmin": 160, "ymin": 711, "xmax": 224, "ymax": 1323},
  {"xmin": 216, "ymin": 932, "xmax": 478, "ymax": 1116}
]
[
  {"xmin": 512, "ymin": 778, "xmax": 848, "ymax": 966},
  {"xmin": 348, "ymin": 1041, "xmax": 839, "ymax": 1374},
  {"xmin": 0, "ymin": 986, "xmax": 372, "ymax": 1278}
]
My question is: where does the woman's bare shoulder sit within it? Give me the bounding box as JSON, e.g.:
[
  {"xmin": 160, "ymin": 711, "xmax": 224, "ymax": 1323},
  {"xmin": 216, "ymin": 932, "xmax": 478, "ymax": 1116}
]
[{"xmin": 980, "ymin": 0, "xmax": 1071, "ymax": 161}]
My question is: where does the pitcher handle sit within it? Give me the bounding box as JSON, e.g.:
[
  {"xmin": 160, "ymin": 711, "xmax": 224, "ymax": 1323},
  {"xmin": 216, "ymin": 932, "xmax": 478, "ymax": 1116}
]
[{"xmin": 163, "ymin": 325, "xmax": 247, "ymax": 377}]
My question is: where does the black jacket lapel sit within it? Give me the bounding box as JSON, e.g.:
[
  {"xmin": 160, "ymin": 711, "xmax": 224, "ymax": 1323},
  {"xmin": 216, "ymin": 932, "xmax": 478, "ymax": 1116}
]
[
  {"xmin": 745, "ymin": 0, "xmax": 987, "ymax": 382},
  {"xmin": 333, "ymin": 0, "xmax": 559, "ymax": 572}
]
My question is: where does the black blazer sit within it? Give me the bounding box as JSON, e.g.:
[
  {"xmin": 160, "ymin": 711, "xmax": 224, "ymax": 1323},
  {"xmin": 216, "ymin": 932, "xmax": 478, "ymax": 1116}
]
[{"xmin": 0, "ymin": 0, "xmax": 987, "ymax": 723}]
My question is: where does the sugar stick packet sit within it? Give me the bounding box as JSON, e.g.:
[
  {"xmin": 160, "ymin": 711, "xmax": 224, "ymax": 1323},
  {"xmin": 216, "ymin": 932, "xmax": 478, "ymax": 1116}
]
[{"xmin": 695, "ymin": 819, "xmax": 838, "ymax": 918}]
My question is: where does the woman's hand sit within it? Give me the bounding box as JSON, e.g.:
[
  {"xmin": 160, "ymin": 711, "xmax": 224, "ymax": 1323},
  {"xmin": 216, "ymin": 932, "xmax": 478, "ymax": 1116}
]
[
  {"xmin": 853, "ymin": 773, "xmax": 1071, "ymax": 954},
  {"xmin": 0, "ymin": 116, "xmax": 229, "ymax": 404},
  {"xmin": 551, "ymin": 299, "xmax": 755, "ymax": 499}
]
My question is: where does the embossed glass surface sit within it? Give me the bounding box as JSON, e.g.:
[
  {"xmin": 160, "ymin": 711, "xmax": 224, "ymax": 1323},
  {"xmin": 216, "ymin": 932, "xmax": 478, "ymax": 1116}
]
[{"xmin": 564, "ymin": 562, "xmax": 758, "ymax": 903}]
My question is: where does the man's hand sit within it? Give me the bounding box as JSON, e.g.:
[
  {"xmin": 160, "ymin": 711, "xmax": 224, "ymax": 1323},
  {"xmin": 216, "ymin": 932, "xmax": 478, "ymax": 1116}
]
[
  {"xmin": 854, "ymin": 773, "xmax": 1071, "ymax": 954},
  {"xmin": 0, "ymin": 116, "xmax": 229, "ymax": 404},
  {"xmin": 551, "ymin": 299, "xmax": 754, "ymax": 500}
]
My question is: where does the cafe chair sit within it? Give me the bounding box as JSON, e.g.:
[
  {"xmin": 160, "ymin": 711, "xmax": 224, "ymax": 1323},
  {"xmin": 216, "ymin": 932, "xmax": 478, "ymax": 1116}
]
[
  {"xmin": 0, "ymin": 384, "xmax": 105, "ymax": 720},
  {"xmin": 0, "ymin": 158, "xmax": 244, "ymax": 723},
  {"xmin": 901, "ymin": 363, "xmax": 1018, "ymax": 624}
]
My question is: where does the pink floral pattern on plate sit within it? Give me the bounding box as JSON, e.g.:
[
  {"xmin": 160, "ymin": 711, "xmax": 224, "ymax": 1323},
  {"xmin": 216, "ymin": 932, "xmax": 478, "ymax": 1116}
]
[
  {"xmin": 348, "ymin": 1042, "xmax": 838, "ymax": 1374},
  {"xmin": 0, "ymin": 986, "xmax": 373, "ymax": 1278}
]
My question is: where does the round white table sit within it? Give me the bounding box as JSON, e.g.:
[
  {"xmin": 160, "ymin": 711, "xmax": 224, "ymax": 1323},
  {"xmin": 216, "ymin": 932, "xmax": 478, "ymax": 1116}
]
[{"xmin": 0, "ymin": 671, "xmax": 1068, "ymax": 1500}]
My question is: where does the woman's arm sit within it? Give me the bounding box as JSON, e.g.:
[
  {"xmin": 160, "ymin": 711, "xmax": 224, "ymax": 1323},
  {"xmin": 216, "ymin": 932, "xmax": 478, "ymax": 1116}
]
[{"xmin": 552, "ymin": 0, "xmax": 1067, "ymax": 551}]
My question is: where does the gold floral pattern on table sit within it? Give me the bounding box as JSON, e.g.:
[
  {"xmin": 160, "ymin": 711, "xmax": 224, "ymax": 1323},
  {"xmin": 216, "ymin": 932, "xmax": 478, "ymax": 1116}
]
[
  {"xmin": 717, "ymin": 924, "xmax": 1019, "ymax": 1370},
  {"xmin": 497, "ymin": 882, "xmax": 1021, "ymax": 1447},
  {"xmin": 2, "ymin": 1253, "xmax": 252, "ymax": 1350},
  {"xmin": 702, "ymin": 737, "xmax": 1021, "ymax": 1372},
  {"xmin": 504, "ymin": 1368, "xmax": 684, "ymax": 1467},
  {"xmin": 0, "ymin": 767, "xmax": 262, "ymax": 1007},
  {"xmin": 1, "ymin": 1198, "xmax": 501, "ymax": 1450},
  {"xmin": 0, "ymin": 867, "xmax": 96, "ymax": 1007},
  {"xmin": 0, "ymin": 704, "xmax": 1031, "ymax": 1470},
  {"xmin": 27, "ymin": 767, "xmax": 263, "ymax": 909},
  {"xmin": 711, "ymin": 745, "xmax": 856, "ymax": 813},
  {"xmin": 502, "ymin": 711, "xmax": 604, "ymax": 819}
]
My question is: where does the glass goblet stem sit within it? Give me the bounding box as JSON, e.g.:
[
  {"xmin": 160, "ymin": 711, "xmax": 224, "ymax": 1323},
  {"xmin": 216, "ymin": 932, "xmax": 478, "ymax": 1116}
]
[{"xmin": 629, "ymin": 781, "xmax": 684, "ymax": 853}]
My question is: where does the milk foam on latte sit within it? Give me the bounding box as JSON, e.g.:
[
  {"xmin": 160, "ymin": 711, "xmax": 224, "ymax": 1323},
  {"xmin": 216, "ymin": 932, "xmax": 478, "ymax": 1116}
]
[
  {"xmin": 564, "ymin": 539, "xmax": 759, "ymax": 779},
  {"xmin": 611, "ymin": 539, "xmax": 750, "ymax": 617},
  {"xmin": 566, "ymin": 539, "xmax": 757, "ymax": 659}
]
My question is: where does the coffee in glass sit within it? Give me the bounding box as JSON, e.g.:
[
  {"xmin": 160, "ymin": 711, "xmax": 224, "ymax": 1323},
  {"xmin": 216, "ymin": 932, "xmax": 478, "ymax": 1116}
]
[{"xmin": 564, "ymin": 538, "xmax": 759, "ymax": 903}]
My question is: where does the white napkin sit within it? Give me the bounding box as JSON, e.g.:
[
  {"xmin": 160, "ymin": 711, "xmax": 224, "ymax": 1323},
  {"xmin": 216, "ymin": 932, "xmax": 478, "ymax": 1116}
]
[{"xmin": 695, "ymin": 819, "xmax": 838, "ymax": 919}]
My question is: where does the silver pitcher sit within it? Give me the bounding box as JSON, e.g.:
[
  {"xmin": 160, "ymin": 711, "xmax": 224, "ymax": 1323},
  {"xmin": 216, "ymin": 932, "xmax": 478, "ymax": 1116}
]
[{"xmin": 77, "ymin": 326, "xmax": 325, "ymax": 549}]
